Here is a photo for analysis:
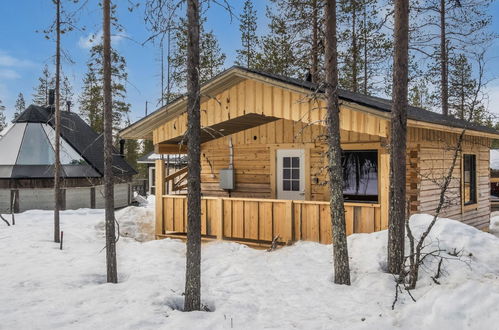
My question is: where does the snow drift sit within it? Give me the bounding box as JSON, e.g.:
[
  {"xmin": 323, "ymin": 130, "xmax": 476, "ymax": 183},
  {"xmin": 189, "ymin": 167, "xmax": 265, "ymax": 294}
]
[{"xmin": 1, "ymin": 208, "xmax": 498, "ymax": 329}]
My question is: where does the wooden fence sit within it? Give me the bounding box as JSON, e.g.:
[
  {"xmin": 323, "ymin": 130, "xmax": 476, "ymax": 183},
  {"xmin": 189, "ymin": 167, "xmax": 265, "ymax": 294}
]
[{"xmin": 157, "ymin": 195, "xmax": 382, "ymax": 245}]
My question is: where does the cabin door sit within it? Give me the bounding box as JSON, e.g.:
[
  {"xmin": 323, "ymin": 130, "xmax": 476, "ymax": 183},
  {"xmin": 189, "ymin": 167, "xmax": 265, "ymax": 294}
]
[{"xmin": 276, "ymin": 149, "xmax": 305, "ymax": 200}]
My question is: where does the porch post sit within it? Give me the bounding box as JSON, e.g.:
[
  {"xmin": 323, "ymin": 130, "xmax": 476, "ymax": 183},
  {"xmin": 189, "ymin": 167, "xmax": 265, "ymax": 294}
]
[{"xmin": 155, "ymin": 159, "xmax": 166, "ymax": 237}]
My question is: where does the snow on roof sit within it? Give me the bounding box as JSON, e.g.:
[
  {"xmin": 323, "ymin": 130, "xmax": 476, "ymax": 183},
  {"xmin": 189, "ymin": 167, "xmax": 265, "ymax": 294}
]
[
  {"xmin": 491, "ymin": 149, "xmax": 499, "ymax": 170},
  {"xmin": 137, "ymin": 151, "xmax": 187, "ymax": 164}
]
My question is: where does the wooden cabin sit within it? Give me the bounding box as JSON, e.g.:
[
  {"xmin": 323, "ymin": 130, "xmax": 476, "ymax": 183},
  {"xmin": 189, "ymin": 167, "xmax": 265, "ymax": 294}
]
[{"xmin": 121, "ymin": 67, "xmax": 499, "ymax": 245}]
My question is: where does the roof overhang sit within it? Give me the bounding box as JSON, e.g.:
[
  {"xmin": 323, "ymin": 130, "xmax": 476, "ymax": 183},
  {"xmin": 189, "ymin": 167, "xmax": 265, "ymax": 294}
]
[{"xmin": 120, "ymin": 66, "xmax": 499, "ymax": 141}]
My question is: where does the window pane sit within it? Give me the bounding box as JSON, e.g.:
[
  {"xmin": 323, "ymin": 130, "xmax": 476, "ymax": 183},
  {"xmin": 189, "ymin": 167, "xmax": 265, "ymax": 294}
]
[
  {"xmin": 292, "ymin": 157, "xmax": 299, "ymax": 168},
  {"xmin": 292, "ymin": 169, "xmax": 299, "ymax": 179},
  {"xmin": 283, "ymin": 168, "xmax": 290, "ymax": 179},
  {"xmin": 291, "ymin": 180, "xmax": 299, "ymax": 191},
  {"xmin": 342, "ymin": 150, "xmax": 378, "ymax": 202},
  {"xmin": 463, "ymin": 154, "xmax": 476, "ymax": 205},
  {"xmin": 17, "ymin": 123, "xmax": 55, "ymax": 165},
  {"xmin": 283, "ymin": 180, "xmax": 290, "ymax": 191},
  {"xmin": 283, "ymin": 157, "xmax": 290, "ymax": 168}
]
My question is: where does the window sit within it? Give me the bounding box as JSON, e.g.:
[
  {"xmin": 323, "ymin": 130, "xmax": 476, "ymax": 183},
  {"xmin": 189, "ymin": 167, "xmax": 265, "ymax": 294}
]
[
  {"xmin": 282, "ymin": 156, "xmax": 300, "ymax": 191},
  {"xmin": 463, "ymin": 154, "xmax": 477, "ymax": 205},
  {"xmin": 342, "ymin": 150, "xmax": 378, "ymax": 202}
]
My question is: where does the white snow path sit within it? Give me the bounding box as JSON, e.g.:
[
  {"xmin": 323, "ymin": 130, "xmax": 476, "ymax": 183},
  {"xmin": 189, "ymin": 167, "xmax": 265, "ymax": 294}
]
[{"xmin": 1, "ymin": 208, "xmax": 499, "ymax": 329}]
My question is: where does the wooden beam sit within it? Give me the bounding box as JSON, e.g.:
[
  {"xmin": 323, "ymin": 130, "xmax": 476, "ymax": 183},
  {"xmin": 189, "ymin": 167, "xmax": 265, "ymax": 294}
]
[
  {"xmin": 155, "ymin": 160, "xmax": 165, "ymax": 236},
  {"xmin": 154, "ymin": 143, "xmax": 187, "ymax": 154}
]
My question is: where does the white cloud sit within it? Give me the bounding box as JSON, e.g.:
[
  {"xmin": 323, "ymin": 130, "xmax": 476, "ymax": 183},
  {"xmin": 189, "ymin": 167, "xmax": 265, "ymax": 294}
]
[
  {"xmin": 0, "ymin": 69, "xmax": 21, "ymax": 79},
  {"xmin": 78, "ymin": 30, "xmax": 127, "ymax": 49},
  {"xmin": 0, "ymin": 51, "xmax": 35, "ymax": 68},
  {"xmin": 486, "ymin": 83, "xmax": 499, "ymax": 116}
]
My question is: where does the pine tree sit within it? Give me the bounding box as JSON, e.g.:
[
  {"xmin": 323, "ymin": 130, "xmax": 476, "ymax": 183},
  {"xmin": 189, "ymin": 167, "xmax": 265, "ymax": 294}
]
[
  {"xmin": 170, "ymin": 15, "xmax": 226, "ymax": 92},
  {"xmin": 236, "ymin": 0, "xmax": 258, "ymax": 68},
  {"xmin": 267, "ymin": 0, "xmax": 325, "ymax": 82},
  {"xmin": 14, "ymin": 93, "xmax": 26, "ymax": 120},
  {"xmin": 184, "ymin": 0, "xmax": 202, "ymax": 311},
  {"xmin": 325, "ymin": 0, "xmax": 351, "ymax": 285},
  {"xmin": 387, "ymin": 0, "xmax": 409, "ymax": 275},
  {"xmin": 448, "ymin": 54, "xmax": 488, "ymax": 123},
  {"xmin": 0, "ymin": 99, "xmax": 6, "ymax": 133},
  {"xmin": 338, "ymin": 0, "xmax": 391, "ymax": 94},
  {"xmin": 254, "ymin": 10, "xmax": 298, "ymax": 77},
  {"xmin": 79, "ymin": 43, "xmax": 131, "ymax": 134},
  {"xmin": 32, "ymin": 65, "xmax": 54, "ymax": 106},
  {"xmin": 60, "ymin": 75, "xmax": 74, "ymax": 109},
  {"xmin": 411, "ymin": 0, "xmax": 494, "ymax": 116}
]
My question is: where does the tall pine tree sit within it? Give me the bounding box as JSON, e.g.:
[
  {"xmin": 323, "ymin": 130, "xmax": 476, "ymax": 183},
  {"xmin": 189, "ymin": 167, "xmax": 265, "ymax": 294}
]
[
  {"xmin": 170, "ymin": 15, "xmax": 226, "ymax": 92},
  {"xmin": 338, "ymin": 0, "xmax": 391, "ymax": 94},
  {"xmin": 448, "ymin": 54, "xmax": 488, "ymax": 123},
  {"xmin": 236, "ymin": 0, "xmax": 258, "ymax": 68},
  {"xmin": 32, "ymin": 65, "xmax": 54, "ymax": 106},
  {"xmin": 254, "ymin": 9, "xmax": 298, "ymax": 77},
  {"xmin": 79, "ymin": 43, "xmax": 131, "ymax": 134},
  {"xmin": 14, "ymin": 93, "xmax": 26, "ymax": 120}
]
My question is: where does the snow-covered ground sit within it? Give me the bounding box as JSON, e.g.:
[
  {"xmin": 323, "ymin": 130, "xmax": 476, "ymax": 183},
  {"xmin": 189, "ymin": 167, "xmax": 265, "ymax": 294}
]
[{"xmin": 1, "ymin": 203, "xmax": 499, "ymax": 329}]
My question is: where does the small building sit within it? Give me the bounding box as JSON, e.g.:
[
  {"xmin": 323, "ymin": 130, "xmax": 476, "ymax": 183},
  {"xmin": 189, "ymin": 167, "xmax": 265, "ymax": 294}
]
[
  {"xmin": 121, "ymin": 66, "xmax": 499, "ymax": 245},
  {"xmin": 137, "ymin": 152, "xmax": 187, "ymax": 195},
  {"xmin": 0, "ymin": 104, "xmax": 136, "ymax": 213}
]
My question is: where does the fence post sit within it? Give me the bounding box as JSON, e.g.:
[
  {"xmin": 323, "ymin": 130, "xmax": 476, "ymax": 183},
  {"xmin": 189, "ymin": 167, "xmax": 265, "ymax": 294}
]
[
  {"xmin": 283, "ymin": 200, "xmax": 294, "ymax": 244},
  {"xmin": 155, "ymin": 159, "xmax": 165, "ymax": 237},
  {"xmin": 216, "ymin": 198, "xmax": 224, "ymax": 240}
]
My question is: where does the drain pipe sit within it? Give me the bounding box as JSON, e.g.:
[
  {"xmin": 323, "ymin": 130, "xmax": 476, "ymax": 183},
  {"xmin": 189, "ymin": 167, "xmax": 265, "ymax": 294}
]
[{"xmin": 228, "ymin": 137, "xmax": 234, "ymax": 169}]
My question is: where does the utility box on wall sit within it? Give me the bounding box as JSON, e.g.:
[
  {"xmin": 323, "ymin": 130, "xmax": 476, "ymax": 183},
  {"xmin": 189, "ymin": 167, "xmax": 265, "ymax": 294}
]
[{"xmin": 219, "ymin": 168, "xmax": 234, "ymax": 190}]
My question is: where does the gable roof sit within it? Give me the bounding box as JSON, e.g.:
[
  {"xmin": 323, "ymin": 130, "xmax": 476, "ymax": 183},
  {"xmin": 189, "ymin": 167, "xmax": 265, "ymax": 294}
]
[
  {"xmin": 0, "ymin": 105, "xmax": 136, "ymax": 179},
  {"xmin": 120, "ymin": 66, "xmax": 499, "ymax": 140}
]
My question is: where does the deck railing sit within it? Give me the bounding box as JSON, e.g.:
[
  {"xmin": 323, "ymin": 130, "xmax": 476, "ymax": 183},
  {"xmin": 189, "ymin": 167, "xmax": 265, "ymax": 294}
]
[{"xmin": 158, "ymin": 195, "xmax": 382, "ymax": 245}]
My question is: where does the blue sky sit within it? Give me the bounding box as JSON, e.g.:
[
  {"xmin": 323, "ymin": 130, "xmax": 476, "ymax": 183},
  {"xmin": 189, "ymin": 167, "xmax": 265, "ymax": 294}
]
[
  {"xmin": 0, "ymin": 0, "xmax": 268, "ymax": 124},
  {"xmin": 1, "ymin": 0, "xmax": 499, "ymax": 125}
]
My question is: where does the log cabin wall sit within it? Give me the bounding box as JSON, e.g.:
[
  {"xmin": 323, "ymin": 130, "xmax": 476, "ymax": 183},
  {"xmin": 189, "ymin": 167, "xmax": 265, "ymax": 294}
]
[
  {"xmin": 408, "ymin": 127, "xmax": 491, "ymax": 230},
  {"xmin": 199, "ymin": 118, "xmax": 384, "ymax": 201}
]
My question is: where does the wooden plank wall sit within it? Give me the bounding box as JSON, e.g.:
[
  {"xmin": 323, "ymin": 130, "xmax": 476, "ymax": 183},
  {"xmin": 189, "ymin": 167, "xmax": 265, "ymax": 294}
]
[
  {"xmin": 408, "ymin": 127, "xmax": 491, "ymax": 230},
  {"xmin": 152, "ymin": 79, "xmax": 389, "ymax": 145},
  {"xmin": 161, "ymin": 195, "xmax": 379, "ymax": 244},
  {"xmin": 199, "ymin": 118, "xmax": 382, "ymax": 201}
]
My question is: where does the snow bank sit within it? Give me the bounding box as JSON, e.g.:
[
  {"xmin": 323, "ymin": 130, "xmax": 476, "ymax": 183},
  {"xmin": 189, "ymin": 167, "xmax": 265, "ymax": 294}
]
[
  {"xmin": 490, "ymin": 213, "xmax": 499, "ymax": 238},
  {"xmin": 95, "ymin": 196, "xmax": 156, "ymax": 242},
  {"xmin": 1, "ymin": 211, "xmax": 499, "ymax": 329},
  {"xmin": 490, "ymin": 149, "xmax": 499, "ymax": 170}
]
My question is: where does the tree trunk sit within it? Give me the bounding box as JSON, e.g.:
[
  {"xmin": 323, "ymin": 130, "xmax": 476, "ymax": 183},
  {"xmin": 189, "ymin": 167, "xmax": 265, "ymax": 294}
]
[
  {"xmin": 184, "ymin": 0, "xmax": 202, "ymax": 312},
  {"xmin": 311, "ymin": 0, "xmax": 319, "ymax": 83},
  {"xmin": 53, "ymin": 0, "xmax": 61, "ymax": 244},
  {"xmin": 103, "ymin": 0, "xmax": 118, "ymax": 284},
  {"xmin": 440, "ymin": 0, "xmax": 448, "ymax": 116},
  {"xmin": 351, "ymin": 0, "xmax": 358, "ymax": 93},
  {"xmin": 362, "ymin": 4, "xmax": 368, "ymax": 95},
  {"xmin": 325, "ymin": 0, "xmax": 351, "ymax": 286},
  {"xmin": 387, "ymin": 0, "xmax": 409, "ymax": 275}
]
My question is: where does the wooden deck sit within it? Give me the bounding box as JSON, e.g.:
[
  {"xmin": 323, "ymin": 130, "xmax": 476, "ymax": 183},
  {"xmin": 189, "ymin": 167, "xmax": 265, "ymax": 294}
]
[{"xmin": 157, "ymin": 195, "xmax": 383, "ymax": 245}]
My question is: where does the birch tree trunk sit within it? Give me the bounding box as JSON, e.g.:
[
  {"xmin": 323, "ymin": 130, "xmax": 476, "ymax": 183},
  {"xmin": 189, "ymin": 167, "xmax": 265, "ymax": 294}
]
[
  {"xmin": 53, "ymin": 0, "xmax": 61, "ymax": 243},
  {"xmin": 387, "ymin": 0, "xmax": 409, "ymax": 275},
  {"xmin": 103, "ymin": 0, "xmax": 118, "ymax": 284},
  {"xmin": 184, "ymin": 0, "xmax": 202, "ymax": 312},
  {"xmin": 325, "ymin": 0, "xmax": 351, "ymax": 286}
]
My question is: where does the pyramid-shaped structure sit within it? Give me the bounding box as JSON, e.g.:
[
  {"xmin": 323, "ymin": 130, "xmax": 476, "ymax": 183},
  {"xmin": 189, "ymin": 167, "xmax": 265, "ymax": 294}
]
[{"xmin": 0, "ymin": 105, "xmax": 136, "ymax": 179}]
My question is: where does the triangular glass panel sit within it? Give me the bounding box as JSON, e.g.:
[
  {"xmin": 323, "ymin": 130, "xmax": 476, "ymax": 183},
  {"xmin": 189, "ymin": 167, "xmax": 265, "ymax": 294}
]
[
  {"xmin": 0, "ymin": 123, "xmax": 26, "ymax": 165},
  {"xmin": 17, "ymin": 123, "xmax": 55, "ymax": 165},
  {"xmin": 42, "ymin": 124, "xmax": 85, "ymax": 165}
]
